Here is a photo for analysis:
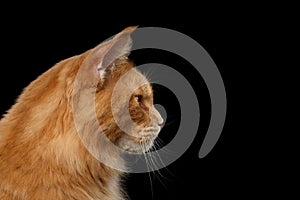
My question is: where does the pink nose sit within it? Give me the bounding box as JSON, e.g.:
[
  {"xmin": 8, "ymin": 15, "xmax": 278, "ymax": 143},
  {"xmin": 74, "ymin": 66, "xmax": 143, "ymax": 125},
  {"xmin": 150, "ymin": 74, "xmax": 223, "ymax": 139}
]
[{"xmin": 158, "ymin": 122, "xmax": 164, "ymax": 127}]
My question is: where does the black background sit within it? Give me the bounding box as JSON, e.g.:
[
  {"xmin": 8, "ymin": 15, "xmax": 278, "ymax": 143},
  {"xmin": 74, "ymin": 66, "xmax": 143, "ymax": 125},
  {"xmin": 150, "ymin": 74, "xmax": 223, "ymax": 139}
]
[{"xmin": 0, "ymin": 3, "xmax": 284, "ymax": 200}]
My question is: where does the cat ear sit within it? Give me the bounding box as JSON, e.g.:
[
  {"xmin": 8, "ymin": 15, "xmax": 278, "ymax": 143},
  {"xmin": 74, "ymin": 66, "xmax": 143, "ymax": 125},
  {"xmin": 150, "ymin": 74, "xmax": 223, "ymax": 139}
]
[{"xmin": 85, "ymin": 26, "xmax": 137, "ymax": 81}]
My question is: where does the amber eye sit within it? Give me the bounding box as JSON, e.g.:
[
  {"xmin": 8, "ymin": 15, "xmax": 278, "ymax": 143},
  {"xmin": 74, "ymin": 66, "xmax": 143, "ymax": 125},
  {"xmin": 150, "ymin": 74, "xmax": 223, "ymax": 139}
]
[
  {"xmin": 134, "ymin": 94, "xmax": 149, "ymax": 111},
  {"xmin": 135, "ymin": 94, "xmax": 143, "ymax": 103}
]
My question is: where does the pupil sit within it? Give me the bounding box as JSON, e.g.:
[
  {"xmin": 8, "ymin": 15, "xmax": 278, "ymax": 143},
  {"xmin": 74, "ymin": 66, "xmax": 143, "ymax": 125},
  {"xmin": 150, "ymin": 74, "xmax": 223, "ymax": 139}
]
[{"xmin": 136, "ymin": 95, "xmax": 142, "ymax": 102}]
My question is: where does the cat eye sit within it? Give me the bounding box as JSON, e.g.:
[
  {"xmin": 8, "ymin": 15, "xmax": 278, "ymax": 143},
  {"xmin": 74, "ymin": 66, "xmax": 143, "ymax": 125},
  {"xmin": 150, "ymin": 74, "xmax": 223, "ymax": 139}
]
[
  {"xmin": 134, "ymin": 94, "xmax": 150, "ymax": 112},
  {"xmin": 135, "ymin": 95, "xmax": 143, "ymax": 103}
]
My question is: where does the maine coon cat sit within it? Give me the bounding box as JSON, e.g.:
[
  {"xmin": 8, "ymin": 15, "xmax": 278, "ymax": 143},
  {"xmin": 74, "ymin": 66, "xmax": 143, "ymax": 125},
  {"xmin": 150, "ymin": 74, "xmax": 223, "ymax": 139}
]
[{"xmin": 0, "ymin": 27, "xmax": 164, "ymax": 200}]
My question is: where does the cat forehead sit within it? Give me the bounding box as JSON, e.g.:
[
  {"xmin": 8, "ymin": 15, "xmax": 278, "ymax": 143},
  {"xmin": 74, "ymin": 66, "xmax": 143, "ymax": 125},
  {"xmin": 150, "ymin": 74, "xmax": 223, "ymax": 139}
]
[
  {"xmin": 135, "ymin": 83, "xmax": 152, "ymax": 95},
  {"xmin": 125, "ymin": 68, "xmax": 152, "ymax": 95},
  {"xmin": 109, "ymin": 61, "xmax": 152, "ymax": 96}
]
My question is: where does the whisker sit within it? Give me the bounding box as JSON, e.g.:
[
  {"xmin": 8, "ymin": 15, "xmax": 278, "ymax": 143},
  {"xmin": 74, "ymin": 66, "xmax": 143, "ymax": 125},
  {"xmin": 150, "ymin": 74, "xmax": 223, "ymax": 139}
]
[
  {"xmin": 140, "ymin": 141, "xmax": 154, "ymax": 200},
  {"xmin": 151, "ymin": 139, "xmax": 176, "ymax": 179},
  {"xmin": 154, "ymin": 137, "xmax": 177, "ymax": 156},
  {"xmin": 155, "ymin": 137, "xmax": 165, "ymax": 147},
  {"xmin": 147, "ymin": 144, "xmax": 170, "ymax": 189},
  {"xmin": 142, "ymin": 68, "xmax": 156, "ymax": 83},
  {"xmin": 162, "ymin": 119, "xmax": 177, "ymax": 127}
]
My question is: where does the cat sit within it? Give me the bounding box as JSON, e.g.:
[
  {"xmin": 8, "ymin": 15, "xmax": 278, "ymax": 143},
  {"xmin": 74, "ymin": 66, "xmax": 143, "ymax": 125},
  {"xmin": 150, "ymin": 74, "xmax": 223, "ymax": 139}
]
[{"xmin": 0, "ymin": 26, "xmax": 164, "ymax": 200}]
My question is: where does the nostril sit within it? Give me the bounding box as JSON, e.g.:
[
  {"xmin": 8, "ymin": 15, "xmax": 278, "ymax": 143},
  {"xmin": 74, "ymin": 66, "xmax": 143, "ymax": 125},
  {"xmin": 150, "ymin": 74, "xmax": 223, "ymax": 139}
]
[
  {"xmin": 158, "ymin": 122, "xmax": 164, "ymax": 127},
  {"xmin": 157, "ymin": 117, "xmax": 164, "ymax": 127}
]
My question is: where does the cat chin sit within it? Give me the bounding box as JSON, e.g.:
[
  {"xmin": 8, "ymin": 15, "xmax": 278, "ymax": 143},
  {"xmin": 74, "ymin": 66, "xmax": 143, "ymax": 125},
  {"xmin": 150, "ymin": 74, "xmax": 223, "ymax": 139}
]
[
  {"xmin": 117, "ymin": 137, "xmax": 155, "ymax": 154},
  {"xmin": 112, "ymin": 126, "xmax": 161, "ymax": 154}
]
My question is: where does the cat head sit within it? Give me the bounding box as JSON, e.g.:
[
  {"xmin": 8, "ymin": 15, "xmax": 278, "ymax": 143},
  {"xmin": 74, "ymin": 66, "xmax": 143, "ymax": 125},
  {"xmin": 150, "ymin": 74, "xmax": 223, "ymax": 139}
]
[{"xmin": 73, "ymin": 27, "xmax": 164, "ymax": 154}]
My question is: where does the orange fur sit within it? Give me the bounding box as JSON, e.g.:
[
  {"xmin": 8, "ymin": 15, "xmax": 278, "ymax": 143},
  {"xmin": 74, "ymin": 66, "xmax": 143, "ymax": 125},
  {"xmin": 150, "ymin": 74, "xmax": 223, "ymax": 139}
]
[{"xmin": 0, "ymin": 27, "xmax": 163, "ymax": 200}]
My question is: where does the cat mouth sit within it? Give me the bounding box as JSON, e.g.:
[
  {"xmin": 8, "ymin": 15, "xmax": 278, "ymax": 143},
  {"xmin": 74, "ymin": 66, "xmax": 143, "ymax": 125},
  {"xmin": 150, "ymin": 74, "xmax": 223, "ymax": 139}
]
[
  {"xmin": 115, "ymin": 125, "xmax": 162, "ymax": 154},
  {"xmin": 117, "ymin": 134, "xmax": 157, "ymax": 154},
  {"xmin": 138, "ymin": 136, "xmax": 156, "ymax": 151}
]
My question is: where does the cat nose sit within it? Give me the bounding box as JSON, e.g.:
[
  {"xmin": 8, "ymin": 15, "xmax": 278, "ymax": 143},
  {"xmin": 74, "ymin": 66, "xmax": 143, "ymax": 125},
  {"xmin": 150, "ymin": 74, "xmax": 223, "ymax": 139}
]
[
  {"xmin": 157, "ymin": 117, "xmax": 164, "ymax": 127},
  {"xmin": 158, "ymin": 122, "xmax": 164, "ymax": 127},
  {"xmin": 150, "ymin": 105, "xmax": 164, "ymax": 127}
]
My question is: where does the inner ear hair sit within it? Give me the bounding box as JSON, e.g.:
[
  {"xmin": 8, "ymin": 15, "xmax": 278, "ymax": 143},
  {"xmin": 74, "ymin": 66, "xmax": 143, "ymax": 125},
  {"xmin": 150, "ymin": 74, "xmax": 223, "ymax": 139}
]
[
  {"xmin": 81, "ymin": 26, "xmax": 137, "ymax": 90},
  {"xmin": 96, "ymin": 56, "xmax": 129, "ymax": 91},
  {"xmin": 97, "ymin": 27, "xmax": 136, "ymax": 80}
]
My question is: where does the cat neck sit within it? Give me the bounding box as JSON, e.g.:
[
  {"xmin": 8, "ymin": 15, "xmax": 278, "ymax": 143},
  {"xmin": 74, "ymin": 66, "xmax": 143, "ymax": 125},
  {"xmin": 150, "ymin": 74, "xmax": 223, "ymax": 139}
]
[{"xmin": 0, "ymin": 54, "xmax": 125, "ymax": 199}]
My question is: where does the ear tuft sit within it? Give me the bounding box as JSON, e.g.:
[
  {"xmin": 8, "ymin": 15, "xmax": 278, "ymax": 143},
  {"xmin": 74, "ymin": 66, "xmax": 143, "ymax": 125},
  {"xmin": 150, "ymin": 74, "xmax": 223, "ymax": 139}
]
[
  {"xmin": 96, "ymin": 26, "xmax": 137, "ymax": 79},
  {"xmin": 79, "ymin": 26, "xmax": 137, "ymax": 87}
]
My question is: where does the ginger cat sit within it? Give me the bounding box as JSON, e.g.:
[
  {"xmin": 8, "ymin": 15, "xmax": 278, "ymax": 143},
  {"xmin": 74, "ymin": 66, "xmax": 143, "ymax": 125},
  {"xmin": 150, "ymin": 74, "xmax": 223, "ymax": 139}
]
[{"xmin": 0, "ymin": 27, "xmax": 163, "ymax": 200}]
